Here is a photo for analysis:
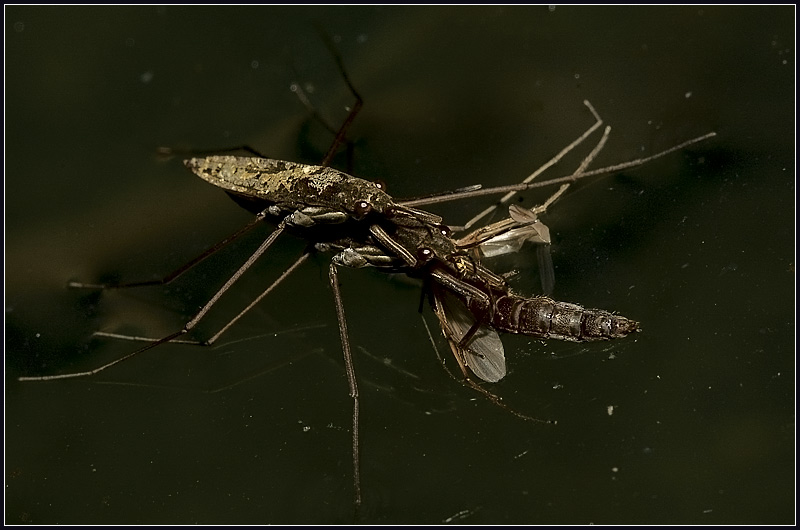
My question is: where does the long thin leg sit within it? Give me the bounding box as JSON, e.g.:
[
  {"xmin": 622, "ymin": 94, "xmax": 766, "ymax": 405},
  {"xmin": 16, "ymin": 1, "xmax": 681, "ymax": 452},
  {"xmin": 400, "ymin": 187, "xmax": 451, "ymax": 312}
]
[
  {"xmin": 315, "ymin": 26, "xmax": 364, "ymax": 169},
  {"xmin": 327, "ymin": 263, "xmax": 362, "ymax": 507},
  {"xmin": 368, "ymin": 224, "xmax": 417, "ymax": 267},
  {"xmin": 442, "ymin": 125, "xmax": 606, "ymax": 296},
  {"xmin": 452, "ymin": 125, "xmax": 613, "ymax": 250},
  {"xmin": 159, "ymin": 29, "xmax": 362, "ymax": 170},
  {"xmin": 19, "ymin": 221, "xmax": 288, "ymax": 381},
  {"xmin": 73, "ymin": 33, "xmax": 361, "ymax": 293},
  {"xmin": 391, "ymin": 100, "xmax": 602, "ymax": 209},
  {"xmin": 69, "ymin": 212, "xmax": 267, "ymax": 290},
  {"xmin": 398, "ymin": 131, "xmax": 717, "ymax": 208},
  {"xmin": 289, "ymin": 81, "xmax": 340, "ymax": 137},
  {"xmin": 91, "ymin": 252, "xmax": 312, "ymax": 346},
  {"xmin": 461, "ymin": 99, "xmax": 604, "ymax": 231}
]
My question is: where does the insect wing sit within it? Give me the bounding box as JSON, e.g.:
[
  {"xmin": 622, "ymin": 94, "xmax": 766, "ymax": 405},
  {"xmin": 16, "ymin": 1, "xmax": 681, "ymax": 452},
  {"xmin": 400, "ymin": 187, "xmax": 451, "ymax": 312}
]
[
  {"xmin": 536, "ymin": 243, "xmax": 556, "ymax": 296},
  {"xmin": 432, "ymin": 286, "xmax": 506, "ymax": 382},
  {"xmin": 506, "ymin": 204, "xmax": 551, "ymax": 245},
  {"xmin": 478, "ymin": 229, "xmax": 528, "ymax": 258},
  {"xmin": 474, "ymin": 205, "xmax": 551, "ymax": 258}
]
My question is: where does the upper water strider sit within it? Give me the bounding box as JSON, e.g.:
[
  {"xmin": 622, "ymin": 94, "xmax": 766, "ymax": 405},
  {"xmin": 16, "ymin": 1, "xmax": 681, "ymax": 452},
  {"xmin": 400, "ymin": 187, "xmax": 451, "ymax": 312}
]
[{"xmin": 185, "ymin": 156, "xmax": 393, "ymax": 216}]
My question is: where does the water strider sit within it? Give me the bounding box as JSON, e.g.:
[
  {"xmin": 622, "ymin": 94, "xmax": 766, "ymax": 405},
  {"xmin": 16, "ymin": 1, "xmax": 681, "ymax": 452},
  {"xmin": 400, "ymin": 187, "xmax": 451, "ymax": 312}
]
[{"xmin": 17, "ymin": 36, "xmax": 716, "ymax": 511}]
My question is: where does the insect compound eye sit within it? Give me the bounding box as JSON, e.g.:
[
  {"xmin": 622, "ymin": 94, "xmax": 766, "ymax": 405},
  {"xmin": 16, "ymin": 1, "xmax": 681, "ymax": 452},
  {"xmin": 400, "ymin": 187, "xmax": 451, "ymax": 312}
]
[
  {"xmin": 354, "ymin": 200, "xmax": 373, "ymax": 219},
  {"xmin": 372, "ymin": 180, "xmax": 387, "ymax": 191},
  {"xmin": 416, "ymin": 247, "xmax": 435, "ymax": 263},
  {"xmin": 436, "ymin": 224, "xmax": 451, "ymax": 237}
]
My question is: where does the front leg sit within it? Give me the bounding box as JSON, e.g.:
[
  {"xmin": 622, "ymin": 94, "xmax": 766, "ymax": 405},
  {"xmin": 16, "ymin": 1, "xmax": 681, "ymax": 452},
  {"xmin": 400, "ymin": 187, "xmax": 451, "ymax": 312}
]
[{"xmin": 284, "ymin": 205, "xmax": 349, "ymax": 227}]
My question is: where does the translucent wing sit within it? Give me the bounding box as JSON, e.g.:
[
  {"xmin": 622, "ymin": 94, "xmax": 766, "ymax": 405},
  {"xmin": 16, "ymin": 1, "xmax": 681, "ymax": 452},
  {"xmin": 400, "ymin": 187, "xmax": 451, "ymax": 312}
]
[
  {"xmin": 536, "ymin": 243, "xmax": 555, "ymax": 296},
  {"xmin": 508, "ymin": 204, "xmax": 556, "ymax": 294},
  {"xmin": 460, "ymin": 204, "xmax": 556, "ymax": 294},
  {"xmin": 431, "ymin": 285, "xmax": 506, "ymax": 383},
  {"xmin": 458, "ymin": 204, "xmax": 551, "ymax": 258},
  {"xmin": 504, "ymin": 204, "xmax": 551, "ymax": 245}
]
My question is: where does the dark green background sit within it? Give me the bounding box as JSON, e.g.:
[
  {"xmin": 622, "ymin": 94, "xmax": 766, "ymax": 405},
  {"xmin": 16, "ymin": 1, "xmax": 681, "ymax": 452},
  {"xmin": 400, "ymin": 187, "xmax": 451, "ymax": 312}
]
[{"xmin": 5, "ymin": 6, "xmax": 794, "ymax": 524}]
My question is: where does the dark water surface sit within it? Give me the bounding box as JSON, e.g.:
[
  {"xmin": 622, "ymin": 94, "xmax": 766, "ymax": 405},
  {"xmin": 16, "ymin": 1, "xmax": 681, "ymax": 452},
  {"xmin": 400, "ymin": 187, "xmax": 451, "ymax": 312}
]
[{"xmin": 6, "ymin": 6, "xmax": 794, "ymax": 524}]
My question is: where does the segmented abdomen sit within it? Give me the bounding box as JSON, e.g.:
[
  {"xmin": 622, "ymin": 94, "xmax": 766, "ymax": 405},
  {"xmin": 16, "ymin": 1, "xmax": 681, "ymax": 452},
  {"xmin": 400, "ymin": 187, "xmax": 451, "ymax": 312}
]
[{"xmin": 486, "ymin": 295, "xmax": 639, "ymax": 342}]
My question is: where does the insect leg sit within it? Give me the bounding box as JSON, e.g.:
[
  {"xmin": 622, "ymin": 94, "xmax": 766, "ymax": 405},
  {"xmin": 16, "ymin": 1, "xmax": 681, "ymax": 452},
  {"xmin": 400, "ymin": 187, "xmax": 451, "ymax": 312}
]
[
  {"xmin": 453, "ymin": 124, "xmax": 612, "ymax": 254},
  {"xmin": 461, "ymin": 99, "xmax": 604, "ymax": 231},
  {"xmin": 448, "ymin": 126, "xmax": 612, "ymax": 294},
  {"xmin": 392, "ymin": 99, "xmax": 603, "ymax": 210},
  {"xmin": 19, "ymin": 221, "xmax": 288, "ymax": 381},
  {"xmin": 286, "ymin": 25, "xmax": 363, "ymax": 171},
  {"xmin": 91, "ymin": 252, "xmax": 312, "ymax": 346},
  {"xmin": 160, "ymin": 29, "xmax": 362, "ymax": 169},
  {"xmin": 314, "ymin": 27, "xmax": 363, "ymax": 168},
  {"xmin": 367, "ymin": 224, "xmax": 418, "ymax": 267},
  {"xmin": 398, "ymin": 131, "xmax": 717, "ymax": 208},
  {"xmin": 69, "ymin": 212, "xmax": 268, "ymax": 290},
  {"xmin": 327, "ymin": 262, "xmax": 362, "ymax": 508},
  {"xmin": 428, "ymin": 267, "xmax": 492, "ymax": 307},
  {"xmin": 528, "ymin": 122, "xmax": 612, "ymax": 216}
]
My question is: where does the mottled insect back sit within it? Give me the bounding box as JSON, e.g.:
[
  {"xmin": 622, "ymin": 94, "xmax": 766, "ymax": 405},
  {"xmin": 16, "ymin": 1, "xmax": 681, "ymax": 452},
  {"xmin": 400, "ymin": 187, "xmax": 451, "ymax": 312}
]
[{"xmin": 185, "ymin": 156, "xmax": 393, "ymax": 217}]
